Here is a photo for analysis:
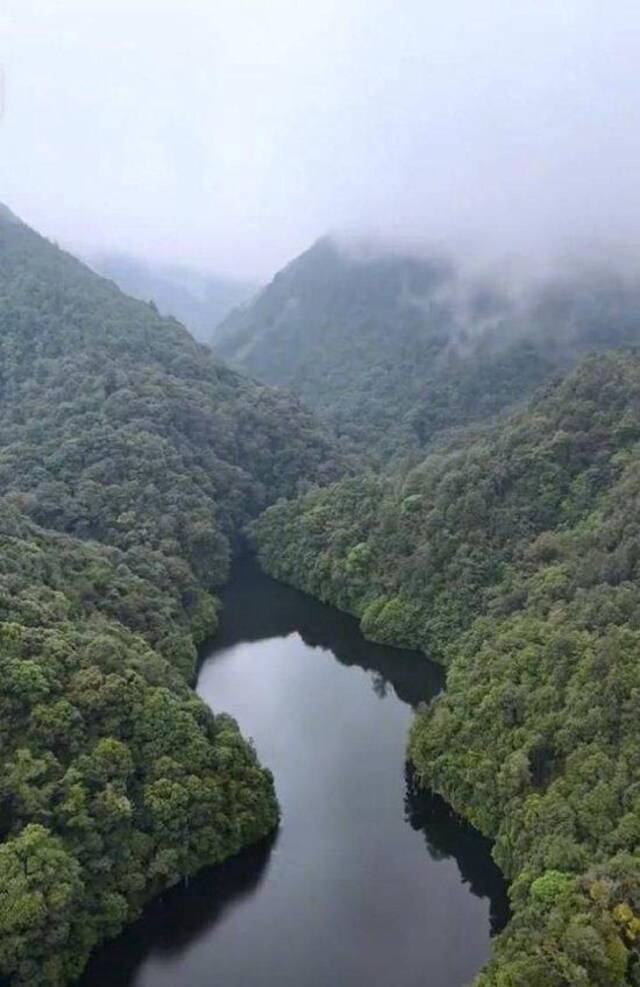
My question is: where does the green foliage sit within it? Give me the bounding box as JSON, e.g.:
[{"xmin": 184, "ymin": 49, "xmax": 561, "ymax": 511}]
[
  {"xmin": 253, "ymin": 352, "xmax": 640, "ymax": 984},
  {"xmin": 0, "ymin": 824, "xmax": 85, "ymax": 986},
  {"xmin": 529, "ymin": 870, "xmax": 575, "ymax": 908},
  {"xmin": 255, "ymin": 353, "xmax": 640, "ymax": 654},
  {"xmin": 0, "ymin": 508, "xmax": 280, "ymax": 985},
  {"xmin": 216, "ymin": 236, "xmax": 640, "ymax": 463},
  {"xmin": 0, "ymin": 215, "xmax": 342, "ymax": 588},
  {"xmin": 0, "ymin": 209, "xmax": 342, "ymax": 984}
]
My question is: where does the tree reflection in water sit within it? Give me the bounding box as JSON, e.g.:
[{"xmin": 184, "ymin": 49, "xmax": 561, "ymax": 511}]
[
  {"xmin": 79, "ymin": 834, "xmax": 277, "ymax": 985},
  {"xmin": 404, "ymin": 765, "xmax": 510, "ymax": 935},
  {"xmin": 79, "ymin": 557, "xmax": 507, "ymax": 987}
]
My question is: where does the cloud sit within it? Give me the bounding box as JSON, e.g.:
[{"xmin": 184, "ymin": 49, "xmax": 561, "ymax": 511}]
[{"xmin": 2, "ymin": 0, "xmax": 640, "ymax": 278}]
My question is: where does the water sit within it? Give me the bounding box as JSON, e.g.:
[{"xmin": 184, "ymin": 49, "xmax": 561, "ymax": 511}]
[{"xmin": 80, "ymin": 558, "xmax": 508, "ymax": 986}]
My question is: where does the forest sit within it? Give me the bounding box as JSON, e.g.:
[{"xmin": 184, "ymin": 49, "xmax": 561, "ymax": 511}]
[
  {"xmin": 253, "ymin": 352, "xmax": 640, "ymax": 985},
  {"xmin": 0, "ymin": 207, "xmax": 343, "ymax": 985},
  {"xmin": 216, "ymin": 236, "xmax": 640, "ymax": 465},
  {"xmin": 5, "ymin": 2, "xmax": 640, "ymax": 984},
  {"xmin": 5, "ymin": 199, "xmax": 640, "ymax": 985}
]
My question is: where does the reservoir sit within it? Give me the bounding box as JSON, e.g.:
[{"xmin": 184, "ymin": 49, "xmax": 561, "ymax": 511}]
[{"xmin": 80, "ymin": 558, "xmax": 508, "ymax": 987}]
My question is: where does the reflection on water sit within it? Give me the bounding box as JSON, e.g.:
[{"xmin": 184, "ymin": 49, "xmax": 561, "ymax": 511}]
[
  {"xmin": 81, "ymin": 836, "xmax": 277, "ymax": 986},
  {"xmin": 404, "ymin": 766, "xmax": 510, "ymax": 936},
  {"xmin": 136, "ymin": 838, "xmax": 276, "ymax": 958},
  {"xmin": 211, "ymin": 555, "xmax": 444, "ymax": 707},
  {"xmin": 79, "ymin": 557, "xmax": 508, "ymax": 987}
]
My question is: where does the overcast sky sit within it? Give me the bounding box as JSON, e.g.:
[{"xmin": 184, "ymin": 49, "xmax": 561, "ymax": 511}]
[{"xmin": 2, "ymin": 1, "xmax": 640, "ymax": 279}]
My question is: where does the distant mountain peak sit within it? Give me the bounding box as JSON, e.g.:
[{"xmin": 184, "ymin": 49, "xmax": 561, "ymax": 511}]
[{"xmin": 214, "ymin": 235, "xmax": 640, "ymax": 462}]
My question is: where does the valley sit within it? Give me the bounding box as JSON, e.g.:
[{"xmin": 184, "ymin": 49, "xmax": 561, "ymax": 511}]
[
  {"xmin": 1, "ymin": 205, "xmax": 640, "ymax": 986},
  {"xmin": 79, "ymin": 559, "xmax": 509, "ymax": 987}
]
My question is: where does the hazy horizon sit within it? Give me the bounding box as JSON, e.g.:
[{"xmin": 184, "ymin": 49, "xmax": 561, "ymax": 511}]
[{"xmin": 3, "ymin": 1, "xmax": 640, "ymax": 281}]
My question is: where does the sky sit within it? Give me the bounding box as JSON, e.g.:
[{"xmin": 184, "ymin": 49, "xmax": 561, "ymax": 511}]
[{"xmin": 2, "ymin": 1, "xmax": 640, "ymax": 280}]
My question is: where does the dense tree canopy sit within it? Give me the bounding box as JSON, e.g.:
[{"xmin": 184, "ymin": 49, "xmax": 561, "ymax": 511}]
[
  {"xmin": 253, "ymin": 352, "xmax": 640, "ymax": 984},
  {"xmin": 216, "ymin": 236, "xmax": 640, "ymax": 463},
  {"xmin": 0, "ymin": 506, "xmax": 279, "ymax": 986},
  {"xmin": 0, "ymin": 209, "xmax": 342, "ymax": 582},
  {"xmin": 7, "ymin": 202, "xmax": 640, "ymax": 985},
  {"xmin": 0, "ymin": 207, "xmax": 342, "ymax": 985}
]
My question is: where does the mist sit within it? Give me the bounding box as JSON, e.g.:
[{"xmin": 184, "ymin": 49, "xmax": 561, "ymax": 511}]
[{"xmin": 2, "ymin": 0, "xmax": 640, "ymax": 280}]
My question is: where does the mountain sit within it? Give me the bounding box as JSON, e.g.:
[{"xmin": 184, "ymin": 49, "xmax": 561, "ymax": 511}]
[
  {"xmin": 0, "ymin": 207, "xmax": 342, "ymax": 986},
  {"xmin": 216, "ymin": 237, "xmax": 640, "ymax": 462},
  {"xmin": 89, "ymin": 252, "xmax": 257, "ymax": 342},
  {"xmin": 253, "ymin": 352, "xmax": 640, "ymax": 986}
]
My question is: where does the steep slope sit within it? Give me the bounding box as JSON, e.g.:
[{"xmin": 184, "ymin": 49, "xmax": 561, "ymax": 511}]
[
  {"xmin": 0, "ymin": 207, "xmax": 342, "ymax": 618},
  {"xmin": 216, "ymin": 237, "xmax": 640, "ymax": 461},
  {"xmin": 0, "ymin": 507, "xmax": 278, "ymax": 986},
  {"xmin": 215, "ymin": 237, "xmax": 460, "ymax": 456},
  {"xmin": 89, "ymin": 252, "xmax": 257, "ymax": 343},
  {"xmin": 0, "ymin": 206, "xmax": 342, "ymax": 986},
  {"xmin": 253, "ymin": 353, "xmax": 640, "ymax": 985}
]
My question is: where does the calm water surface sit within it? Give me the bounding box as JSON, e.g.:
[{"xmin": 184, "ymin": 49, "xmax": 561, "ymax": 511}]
[{"xmin": 81, "ymin": 558, "xmax": 508, "ymax": 987}]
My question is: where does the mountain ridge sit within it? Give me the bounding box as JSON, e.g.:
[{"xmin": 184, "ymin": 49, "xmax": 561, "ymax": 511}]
[{"xmin": 216, "ymin": 236, "xmax": 640, "ymax": 463}]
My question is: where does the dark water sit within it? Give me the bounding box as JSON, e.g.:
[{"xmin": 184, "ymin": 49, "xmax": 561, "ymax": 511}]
[{"xmin": 80, "ymin": 559, "xmax": 508, "ymax": 987}]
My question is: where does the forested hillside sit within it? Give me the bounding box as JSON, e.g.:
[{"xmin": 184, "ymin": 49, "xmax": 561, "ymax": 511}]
[
  {"xmin": 253, "ymin": 352, "xmax": 640, "ymax": 985},
  {"xmin": 90, "ymin": 252, "xmax": 257, "ymax": 343},
  {"xmin": 217, "ymin": 237, "xmax": 640, "ymax": 461},
  {"xmin": 0, "ymin": 206, "xmax": 342, "ymax": 985},
  {"xmin": 8, "ymin": 198, "xmax": 640, "ymax": 985}
]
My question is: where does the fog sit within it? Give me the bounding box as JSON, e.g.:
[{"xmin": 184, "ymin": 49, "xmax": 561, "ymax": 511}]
[{"xmin": 2, "ymin": 1, "xmax": 640, "ymax": 280}]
